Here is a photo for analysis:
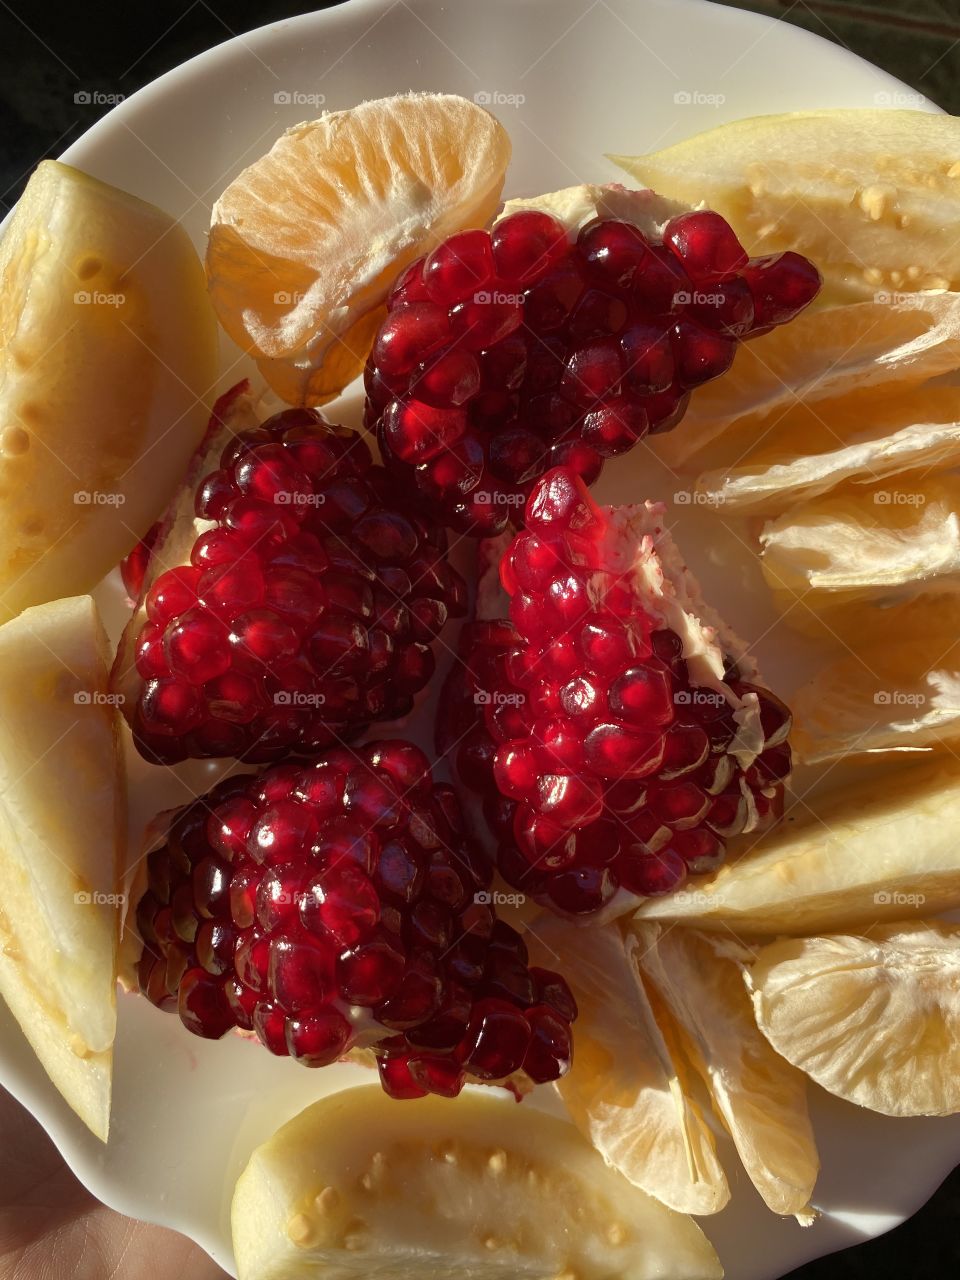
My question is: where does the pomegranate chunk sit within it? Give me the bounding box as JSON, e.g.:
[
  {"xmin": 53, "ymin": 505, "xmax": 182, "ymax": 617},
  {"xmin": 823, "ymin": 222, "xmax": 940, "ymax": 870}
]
[
  {"xmin": 437, "ymin": 468, "xmax": 793, "ymax": 918},
  {"xmin": 135, "ymin": 741, "xmax": 576, "ymax": 1096},
  {"xmin": 118, "ymin": 407, "xmax": 466, "ymax": 764},
  {"xmin": 365, "ymin": 193, "xmax": 820, "ymax": 534}
]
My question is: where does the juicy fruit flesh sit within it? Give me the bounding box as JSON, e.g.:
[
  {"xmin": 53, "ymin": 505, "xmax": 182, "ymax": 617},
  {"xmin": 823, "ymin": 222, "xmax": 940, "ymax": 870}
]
[
  {"xmin": 0, "ymin": 159, "xmax": 217, "ymax": 621},
  {"xmin": 635, "ymin": 754, "xmax": 960, "ymax": 935},
  {"xmin": 365, "ymin": 202, "xmax": 820, "ymax": 534},
  {"xmin": 438, "ymin": 468, "xmax": 792, "ymax": 917},
  {"xmin": 611, "ymin": 109, "xmax": 960, "ymax": 298},
  {"xmin": 632, "ymin": 923, "xmax": 819, "ymax": 1219},
  {"xmin": 122, "ymin": 407, "xmax": 465, "ymax": 764},
  {"xmin": 0, "ymin": 595, "xmax": 123, "ymax": 1141},
  {"xmin": 747, "ymin": 921, "xmax": 960, "ymax": 1118},
  {"xmin": 231, "ymin": 1085, "xmax": 723, "ymax": 1280},
  {"xmin": 134, "ymin": 741, "xmax": 575, "ymax": 1097}
]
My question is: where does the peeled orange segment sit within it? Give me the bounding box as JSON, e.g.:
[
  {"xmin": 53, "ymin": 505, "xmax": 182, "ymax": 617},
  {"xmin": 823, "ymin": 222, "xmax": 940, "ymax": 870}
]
[
  {"xmin": 0, "ymin": 160, "xmax": 218, "ymax": 623},
  {"xmin": 632, "ymin": 924, "xmax": 819, "ymax": 1221},
  {"xmin": 610, "ymin": 109, "xmax": 960, "ymax": 299},
  {"xmin": 0, "ymin": 595, "xmax": 124, "ymax": 1140},
  {"xmin": 207, "ymin": 94, "xmax": 511, "ymax": 405},
  {"xmin": 654, "ymin": 292, "xmax": 960, "ymax": 471},
  {"xmin": 530, "ymin": 916, "xmax": 729, "ymax": 1216},
  {"xmin": 636, "ymin": 755, "xmax": 960, "ymax": 936},
  {"xmin": 747, "ymin": 921, "xmax": 960, "ymax": 1117},
  {"xmin": 695, "ymin": 384, "xmax": 960, "ymax": 513},
  {"xmin": 791, "ymin": 629, "xmax": 960, "ymax": 764},
  {"xmin": 761, "ymin": 474, "xmax": 960, "ymax": 611},
  {"xmin": 231, "ymin": 1085, "xmax": 723, "ymax": 1280}
]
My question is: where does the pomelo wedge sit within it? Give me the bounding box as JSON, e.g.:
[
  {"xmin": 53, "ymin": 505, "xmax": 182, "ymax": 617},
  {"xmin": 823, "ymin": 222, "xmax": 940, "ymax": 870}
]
[
  {"xmin": 0, "ymin": 595, "xmax": 124, "ymax": 1140},
  {"xmin": 0, "ymin": 160, "xmax": 217, "ymax": 622},
  {"xmin": 635, "ymin": 755, "xmax": 960, "ymax": 936},
  {"xmin": 632, "ymin": 923, "xmax": 818, "ymax": 1220},
  {"xmin": 611, "ymin": 110, "xmax": 960, "ymax": 298},
  {"xmin": 748, "ymin": 921, "xmax": 960, "ymax": 1117}
]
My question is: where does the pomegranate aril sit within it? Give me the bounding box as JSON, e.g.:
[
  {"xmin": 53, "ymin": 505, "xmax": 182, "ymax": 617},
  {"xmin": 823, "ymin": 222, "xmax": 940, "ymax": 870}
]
[
  {"xmin": 492, "ymin": 210, "xmax": 567, "ymax": 284},
  {"xmin": 286, "ymin": 1008, "xmax": 353, "ymax": 1066},
  {"xmin": 178, "ymin": 968, "xmax": 233, "ymax": 1039},
  {"xmin": 663, "ymin": 210, "xmax": 748, "ymax": 280},
  {"xmin": 423, "ymin": 229, "xmax": 495, "ymax": 306},
  {"xmin": 577, "ymin": 218, "xmax": 652, "ymax": 291},
  {"xmin": 460, "ymin": 998, "xmax": 532, "ymax": 1079},
  {"xmin": 671, "ymin": 319, "xmax": 736, "ymax": 388},
  {"xmin": 744, "ymin": 251, "xmax": 822, "ymax": 328}
]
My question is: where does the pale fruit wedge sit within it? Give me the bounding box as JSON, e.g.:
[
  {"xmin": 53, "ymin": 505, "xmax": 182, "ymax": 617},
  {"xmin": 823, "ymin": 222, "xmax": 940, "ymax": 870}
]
[
  {"xmin": 0, "ymin": 160, "xmax": 217, "ymax": 622},
  {"xmin": 764, "ymin": 576, "xmax": 960, "ymax": 646},
  {"xmin": 761, "ymin": 473, "xmax": 960, "ymax": 611},
  {"xmin": 654, "ymin": 292, "xmax": 960, "ymax": 471},
  {"xmin": 529, "ymin": 916, "xmax": 729, "ymax": 1215},
  {"xmin": 207, "ymin": 94, "xmax": 511, "ymax": 405},
  {"xmin": 632, "ymin": 923, "xmax": 819, "ymax": 1220},
  {"xmin": 0, "ymin": 595, "xmax": 124, "ymax": 1140},
  {"xmin": 791, "ymin": 628, "xmax": 960, "ymax": 764},
  {"xmin": 611, "ymin": 110, "xmax": 960, "ymax": 298},
  {"xmin": 636, "ymin": 754, "xmax": 960, "ymax": 935},
  {"xmin": 696, "ymin": 384, "xmax": 960, "ymax": 513},
  {"xmin": 110, "ymin": 380, "xmax": 260, "ymax": 716},
  {"xmin": 747, "ymin": 921, "xmax": 960, "ymax": 1117},
  {"xmin": 231, "ymin": 1085, "xmax": 723, "ymax": 1280}
]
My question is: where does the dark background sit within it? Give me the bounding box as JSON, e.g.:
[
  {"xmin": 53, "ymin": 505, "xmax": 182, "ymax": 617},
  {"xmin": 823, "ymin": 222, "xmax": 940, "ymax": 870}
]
[{"xmin": 0, "ymin": 0, "xmax": 958, "ymax": 1275}]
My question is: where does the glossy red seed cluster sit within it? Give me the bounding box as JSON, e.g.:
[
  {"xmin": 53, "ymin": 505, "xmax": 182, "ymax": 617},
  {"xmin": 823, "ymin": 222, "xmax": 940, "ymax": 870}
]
[
  {"xmin": 125, "ymin": 409, "xmax": 466, "ymax": 763},
  {"xmin": 135, "ymin": 741, "xmax": 576, "ymax": 1095},
  {"xmin": 365, "ymin": 207, "xmax": 821, "ymax": 534},
  {"xmin": 436, "ymin": 469, "xmax": 792, "ymax": 917}
]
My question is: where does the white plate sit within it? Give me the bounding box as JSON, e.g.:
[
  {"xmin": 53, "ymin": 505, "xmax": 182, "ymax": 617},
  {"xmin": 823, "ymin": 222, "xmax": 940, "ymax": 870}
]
[{"xmin": 1, "ymin": 1, "xmax": 955, "ymax": 1277}]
